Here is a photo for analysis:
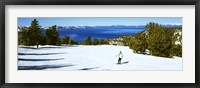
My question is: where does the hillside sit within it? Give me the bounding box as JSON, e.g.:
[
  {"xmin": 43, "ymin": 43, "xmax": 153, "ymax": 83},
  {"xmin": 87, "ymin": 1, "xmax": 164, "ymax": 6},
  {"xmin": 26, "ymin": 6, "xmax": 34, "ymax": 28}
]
[{"xmin": 18, "ymin": 45, "xmax": 182, "ymax": 70}]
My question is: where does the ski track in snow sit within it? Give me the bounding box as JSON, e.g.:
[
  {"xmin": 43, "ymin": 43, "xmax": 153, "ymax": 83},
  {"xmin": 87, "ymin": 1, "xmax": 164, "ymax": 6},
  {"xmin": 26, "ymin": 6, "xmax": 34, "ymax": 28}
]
[{"xmin": 18, "ymin": 45, "xmax": 182, "ymax": 70}]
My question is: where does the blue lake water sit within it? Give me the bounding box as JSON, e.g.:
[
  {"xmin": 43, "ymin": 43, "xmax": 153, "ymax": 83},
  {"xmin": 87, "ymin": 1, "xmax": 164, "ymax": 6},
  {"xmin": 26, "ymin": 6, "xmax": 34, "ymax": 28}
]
[{"xmin": 58, "ymin": 28, "xmax": 146, "ymax": 43}]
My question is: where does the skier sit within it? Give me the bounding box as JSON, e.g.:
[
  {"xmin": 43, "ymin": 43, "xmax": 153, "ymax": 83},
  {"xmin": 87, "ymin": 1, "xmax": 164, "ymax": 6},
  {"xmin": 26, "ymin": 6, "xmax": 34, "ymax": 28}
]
[{"xmin": 118, "ymin": 51, "xmax": 123, "ymax": 64}]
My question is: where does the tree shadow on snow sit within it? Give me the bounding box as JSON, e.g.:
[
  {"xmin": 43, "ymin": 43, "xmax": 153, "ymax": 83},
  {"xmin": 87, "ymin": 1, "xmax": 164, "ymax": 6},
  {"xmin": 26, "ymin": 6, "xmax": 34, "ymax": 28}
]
[
  {"xmin": 19, "ymin": 46, "xmax": 62, "ymax": 49},
  {"xmin": 61, "ymin": 45, "xmax": 79, "ymax": 47},
  {"xmin": 18, "ymin": 53, "xmax": 65, "ymax": 55},
  {"xmin": 66, "ymin": 45, "xmax": 79, "ymax": 47},
  {"xmin": 18, "ymin": 64, "xmax": 74, "ymax": 70},
  {"xmin": 79, "ymin": 67, "xmax": 99, "ymax": 70},
  {"xmin": 18, "ymin": 58, "xmax": 64, "ymax": 61}
]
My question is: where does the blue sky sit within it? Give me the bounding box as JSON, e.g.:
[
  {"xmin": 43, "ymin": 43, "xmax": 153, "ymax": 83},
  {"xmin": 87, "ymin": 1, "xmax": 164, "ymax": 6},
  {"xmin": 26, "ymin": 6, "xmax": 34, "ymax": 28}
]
[{"xmin": 18, "ymin": 17, "xmax": 182, "ymax": 27}]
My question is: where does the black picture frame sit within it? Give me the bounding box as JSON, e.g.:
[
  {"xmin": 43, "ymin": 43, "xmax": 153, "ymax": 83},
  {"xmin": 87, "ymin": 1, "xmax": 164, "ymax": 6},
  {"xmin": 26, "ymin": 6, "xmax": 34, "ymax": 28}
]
[{"xmin": 0, "ymin": 0, "xmax": 200, "ymax": 88}]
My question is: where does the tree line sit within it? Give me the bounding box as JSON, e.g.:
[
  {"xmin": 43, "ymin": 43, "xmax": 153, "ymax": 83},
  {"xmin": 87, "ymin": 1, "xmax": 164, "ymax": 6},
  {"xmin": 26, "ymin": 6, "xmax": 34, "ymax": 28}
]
[
  {"xmin": 18, "ymin": 19, "xmax": 63, "ymax": 48},
  {"xmin": 18, "ymin": 19, "xmax": 108, "ymax": 48},
  {"xmin": 63, "ymin": 36, "xmax": 108, "ymax": 45},
  {"xmin": 80, "ymin": 36, "xmax": 109, "ymax": 45}
]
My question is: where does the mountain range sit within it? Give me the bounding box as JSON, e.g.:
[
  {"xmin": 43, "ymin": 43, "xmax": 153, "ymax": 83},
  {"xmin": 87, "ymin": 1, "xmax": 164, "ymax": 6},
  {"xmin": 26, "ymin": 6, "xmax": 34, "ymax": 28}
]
[
  {"xmin": 18, "ymin": 24, "xmax": 182, "ymax": 32},
  {"xmin": 55, "ymin": 24, "xmax": 182, "ymax": 30}
]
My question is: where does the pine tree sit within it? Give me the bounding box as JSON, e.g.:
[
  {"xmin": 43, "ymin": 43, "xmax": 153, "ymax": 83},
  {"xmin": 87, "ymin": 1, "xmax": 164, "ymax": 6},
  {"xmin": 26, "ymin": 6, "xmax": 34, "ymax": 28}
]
[
  {"xmin": 51, "ymin": 25, "xmax": 61, "ymax": 45},
  {"xmin": 63, "ymin": 36, "xmax": 70, "ymax": 44},
  {"xmin": 99, "ymin": 39, "xmax": 105, "ymax": 45},
  {"xmin": 68, "ymin": 39, "xmax": 77, "ymax": 45},
  {"xmin": 19, "ymin": 27, "xmax": 30, "ymax": 46},
  {"xmin": 83, "ymin": 36, "xmax": 92, "ymax": 45},
  {"xmin": 93, "ymin": 38, "xmax": 99, "ymax": 45},
  {"xmin": 28, "ymin": 19, "xmax": 42, "ymax": 48},
  {"xmin": 146, "ymin": 22, "xmax": 174, "ymax": 57},
  {"xmin": 45, "ymin": 25, "xmax": 61, "ymax": 45}
]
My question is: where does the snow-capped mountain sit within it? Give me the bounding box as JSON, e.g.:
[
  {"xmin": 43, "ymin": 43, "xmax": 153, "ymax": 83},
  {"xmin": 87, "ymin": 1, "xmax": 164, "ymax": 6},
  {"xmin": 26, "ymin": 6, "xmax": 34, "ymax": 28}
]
[
  {"xmin": 55, "ymin": 24, "xmax": 182, "ymax": 30},
  {"xmin": 18, "ymin": 24, "xmax": 182, "ymax": 31}
]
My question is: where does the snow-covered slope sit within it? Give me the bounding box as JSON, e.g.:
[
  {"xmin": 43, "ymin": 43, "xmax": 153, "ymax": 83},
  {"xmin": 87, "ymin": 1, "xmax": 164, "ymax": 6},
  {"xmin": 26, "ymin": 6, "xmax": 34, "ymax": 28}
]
[{"xmin": 18, "ymin": 45, "xmax": 182, "ymax": 70}]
